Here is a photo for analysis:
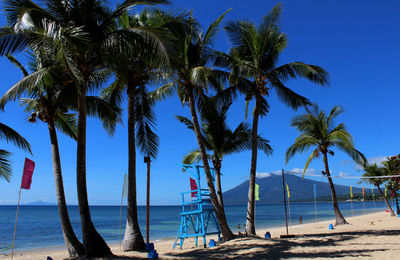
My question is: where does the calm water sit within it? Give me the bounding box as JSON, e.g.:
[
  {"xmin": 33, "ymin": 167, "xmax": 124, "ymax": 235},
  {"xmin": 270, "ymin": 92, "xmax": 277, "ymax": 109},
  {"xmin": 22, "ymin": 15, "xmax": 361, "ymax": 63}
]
[{"xmin": 0, "ymin": 201, "xmax": 389, "ymax": 251}]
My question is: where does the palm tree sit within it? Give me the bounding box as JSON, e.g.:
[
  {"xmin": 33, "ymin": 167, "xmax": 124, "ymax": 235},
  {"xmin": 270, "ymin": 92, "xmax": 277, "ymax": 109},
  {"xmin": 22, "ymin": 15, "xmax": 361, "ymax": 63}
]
[
  {"xmin": 362, "ymin": 163, "xmax": 395, "ymax": 216},
  {"xmin": 0, "ymin": 0, "xmax": 169, "ymax": 256},
  {"xmin": 159, "ymin": 9, "xmax": 236, "ymax": 240},
  {"xmin": 286, "ymin": 104, "xmax": 367, "ymax": 225},
  {"xmin": 382, "ymin": 156, "xmax": 400, "ymax": 214},
  {"xmin": 177, "ymin": 97, "xmax": 272, "ymax": 209},
  {"xmin": 0, "ymin": 121, "xmax": 31, "ymax": 181},
  {"xmin": 224, "ymin": 4, "xmax": 329, "ymax": 234},
  {"xmin": 1, "ymin": 52, "xmax": 84, "ymax": 257},
  {"xmin": 102, "ymin": 10, "xmax": 177, "ymax": 251},
  {"xmin": 2, "ymin": 49, "xmax": 121, "ymax": 256}
]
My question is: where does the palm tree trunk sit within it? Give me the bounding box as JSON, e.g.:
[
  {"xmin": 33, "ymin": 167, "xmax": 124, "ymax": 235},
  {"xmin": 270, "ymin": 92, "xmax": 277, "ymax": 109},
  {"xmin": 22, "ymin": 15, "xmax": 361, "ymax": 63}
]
[
  {"xmin": 187, "ymin": 89, "xmax": 234, "ymax": 241},
  {"xmin": 323, "ymin": 153, "xmax": 348, "ymax": 225},
  {"xmin": 245, "ymin": 96, "xmax": 260, "ymax": 235},
  {"xmin": 377, "ymin": 185, "xmax": 395, "ymax": 216},
  {"xmin": 213, "ymin": 159, "xmax": 224, "ymax": 210},
  {"xmin": 122, "ymin": 86, "xmax": 146, "ymax": 251},
  {"xmin": 48, "ymin": 120, "xmax": 84, "ymax": 257},
  {"xmin": 77, "ymin": 91, "xmax": 111, "ymax": 257}
]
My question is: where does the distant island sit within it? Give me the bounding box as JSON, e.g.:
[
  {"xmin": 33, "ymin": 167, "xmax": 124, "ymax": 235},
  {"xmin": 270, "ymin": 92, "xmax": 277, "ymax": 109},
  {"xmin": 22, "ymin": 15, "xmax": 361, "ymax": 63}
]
[{"xmin": 24, "ymin": 201, "xmax": 57, "ymax": 206}]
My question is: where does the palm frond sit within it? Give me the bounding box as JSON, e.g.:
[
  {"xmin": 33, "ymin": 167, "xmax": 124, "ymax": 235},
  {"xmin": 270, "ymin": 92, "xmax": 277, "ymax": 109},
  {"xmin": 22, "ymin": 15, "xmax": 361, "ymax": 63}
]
[
  {"xmin": 86, "ymin": 96, "xmax": 122, "ymax": 136},
  {"xmin": 285, "ymin": 134, "xmax": 317, "ymax": 163},
  {"xmin": 182, "ymin": 149, "xmax": 202, "ymax": 165},
  {"xmin": 0, "ymin": 122, "xmax": 31, "ymax": 154},
  {"xmin": 0, "ymin": 67, "xmax": 47, "ymax": 109},
  {"xmin": 0, "ymin": 149, "xmax": 12, "ymax": 182},
  {"xmin": 54, "ymin": 113, "xmax": 77, "ymax": 140},
  {"xmin": 135, "ymin": 86, "xmax": 159, "ymax": 158},
  {"xmin": 6, "ymin": 54, "xmax": 29, "ymax": 76},
  {"xmin": 175, "ymin": 115, "xmax": 194, "ymax": 131},
  {"xmin": 202, "ymin": 9, "xmax": 231, "ymax": 47},
  {"xmin": 271, "ymin": 62, "xmax": 329, "ymax": 85}
]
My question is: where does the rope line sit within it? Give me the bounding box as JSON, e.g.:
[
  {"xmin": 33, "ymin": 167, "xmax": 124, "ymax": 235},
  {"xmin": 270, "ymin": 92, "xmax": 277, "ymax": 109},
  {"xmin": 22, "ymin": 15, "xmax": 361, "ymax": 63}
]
[{"xmin": 284, "ymin": 170, "xmax": 400, "ymax": 179}]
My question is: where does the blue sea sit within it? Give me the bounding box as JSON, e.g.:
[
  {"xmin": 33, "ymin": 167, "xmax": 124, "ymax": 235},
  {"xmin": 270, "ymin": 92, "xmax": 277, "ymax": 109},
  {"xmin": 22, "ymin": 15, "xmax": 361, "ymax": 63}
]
[{"xmin": 0, "ymin": 201, "xmax": 389, "ymax": 251}]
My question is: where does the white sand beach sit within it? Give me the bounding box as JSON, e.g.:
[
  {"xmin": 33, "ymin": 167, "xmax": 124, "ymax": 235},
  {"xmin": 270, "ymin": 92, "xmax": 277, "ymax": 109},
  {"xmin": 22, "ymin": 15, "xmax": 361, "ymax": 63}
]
[{"xmin": 2, "ymin": 210, "xmax": 400, "ymax": 259}]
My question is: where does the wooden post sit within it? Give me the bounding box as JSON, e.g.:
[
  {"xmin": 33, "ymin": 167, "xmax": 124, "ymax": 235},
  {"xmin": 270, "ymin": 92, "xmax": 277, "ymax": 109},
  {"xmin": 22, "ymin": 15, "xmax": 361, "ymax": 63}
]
[
  {"xmin": 281, "ymin": 169, "xmax": 289, "ymax": 235},
  {"xmin": 144, "ymin": 156, "xmax": 151, "ymax": 244}
]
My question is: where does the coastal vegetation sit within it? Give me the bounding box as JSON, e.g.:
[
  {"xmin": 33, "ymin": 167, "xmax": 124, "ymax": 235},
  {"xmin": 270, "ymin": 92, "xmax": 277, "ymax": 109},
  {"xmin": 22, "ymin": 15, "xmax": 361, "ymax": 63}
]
[{"xmin": 0, "ymin": 1, "xmax": 395, "ymax": 259}]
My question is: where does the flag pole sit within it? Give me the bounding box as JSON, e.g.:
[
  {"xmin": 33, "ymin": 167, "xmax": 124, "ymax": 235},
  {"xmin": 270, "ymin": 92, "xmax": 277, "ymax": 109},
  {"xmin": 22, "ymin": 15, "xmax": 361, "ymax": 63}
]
[
  {"xmin": 350, "ymin": 186, "xmax": 354, "ymax": 217},
  {"xmin": 10, "ymin": 187, "xmax": 22, "ymax": 260},
  {"xmin": 363, "ymin": 187, "xmax": 365, "ymax": 214},
  {"xmin": 281, "ymin": 169, "xmax": 289, "ymax": 235},
  {"xmin": 372, "ymin": 188, "xmax": 376, "ymax": 212},
  {"xmin": 313, "ymin": 185, "xmax": 318, "ymax": 222},
  {"xmin": 287, "ymin": 185, "xmax": 291, "ymax": 226},
  {"xmin": 11, "ymin": 158, "xmax": 35, "ymax": 260},
  {"xmin": 119, "ymin": 189, "xmax": 124, "ymax": 249}
]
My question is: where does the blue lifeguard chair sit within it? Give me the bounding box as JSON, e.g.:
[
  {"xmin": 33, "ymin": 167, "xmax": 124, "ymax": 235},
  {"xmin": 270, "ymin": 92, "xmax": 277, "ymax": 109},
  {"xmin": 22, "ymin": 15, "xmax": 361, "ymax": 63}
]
[{"xmin": 173, "ymin": 164, "xmax": 221, "ymax": 249}]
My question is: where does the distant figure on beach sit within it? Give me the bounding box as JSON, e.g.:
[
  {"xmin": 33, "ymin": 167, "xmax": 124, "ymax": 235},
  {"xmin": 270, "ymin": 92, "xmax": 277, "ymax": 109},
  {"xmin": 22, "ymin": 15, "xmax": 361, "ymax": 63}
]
[
  {"xmin": 237, "ymin": 224, "xmax": 241, "ymax": 230},
  {"xmin": 299, "ymin": 216, "xmax": 303, "ymax": 224}
]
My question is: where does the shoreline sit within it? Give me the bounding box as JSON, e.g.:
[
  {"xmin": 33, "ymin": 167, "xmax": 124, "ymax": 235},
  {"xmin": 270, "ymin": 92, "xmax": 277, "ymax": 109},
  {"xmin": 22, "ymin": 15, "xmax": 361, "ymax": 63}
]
[{"xmin": 2, "ymin": 209, "xmax": 397, "ymax": 259}]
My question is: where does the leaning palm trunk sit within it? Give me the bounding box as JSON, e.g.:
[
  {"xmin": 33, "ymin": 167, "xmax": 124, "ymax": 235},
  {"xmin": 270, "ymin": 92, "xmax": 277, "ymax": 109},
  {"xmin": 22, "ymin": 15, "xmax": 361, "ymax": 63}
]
[
  {"xmin": 323, "ymin": 153, "xmax": 347, "ymax": 225},
  {"xmin": 76, "ymin": 92, "xmax": 111, "ymax": 257},
  {"xmin": 377, "ymin": 185, "xmax": 395, "ymax": 216},
  {"xmin": 48, "ymin": 120, "xmax": 85, "ymax": 257},
  {"xmin": 122, "ymin": 87, "xmax": 146, "ymax": 251},
  {"xmin": 187, "ymin": 90, "xmax": 234, "ymax": 241},
  {"xmin": 245, "ymin": 96, "xmax": 260, "ymax": 235}
]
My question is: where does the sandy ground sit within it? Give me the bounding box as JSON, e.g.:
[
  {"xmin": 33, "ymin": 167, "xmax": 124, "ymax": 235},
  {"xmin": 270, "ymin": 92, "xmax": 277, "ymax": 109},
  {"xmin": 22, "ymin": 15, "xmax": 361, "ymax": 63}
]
[{"xmin": 2, "ymin": 211, "xmax": 400, "ymax": 259}]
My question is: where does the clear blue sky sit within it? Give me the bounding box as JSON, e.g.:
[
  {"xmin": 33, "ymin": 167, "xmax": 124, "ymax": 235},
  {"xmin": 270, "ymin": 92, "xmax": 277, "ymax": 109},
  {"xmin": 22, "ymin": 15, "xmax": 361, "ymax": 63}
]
[{"xmin": 0, "ymin": 0, "xmax": 399, "ymax": 205}]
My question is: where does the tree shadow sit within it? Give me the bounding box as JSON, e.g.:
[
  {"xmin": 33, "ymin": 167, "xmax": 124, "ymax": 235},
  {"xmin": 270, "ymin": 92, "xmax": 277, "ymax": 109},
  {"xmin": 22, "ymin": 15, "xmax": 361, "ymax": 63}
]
[{"xmin": 163, "ymin": 229, "xmax": 400, "ymax": 259}]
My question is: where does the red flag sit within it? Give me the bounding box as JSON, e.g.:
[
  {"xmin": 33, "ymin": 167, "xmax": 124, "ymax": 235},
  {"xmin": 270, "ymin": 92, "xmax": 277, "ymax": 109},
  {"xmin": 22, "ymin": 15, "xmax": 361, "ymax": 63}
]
[
  {"xmin": 363, "ymin": 187, "xmax": 365, "ymax": 197},
  {"xmin": 190, "ymin": 178, "xmax": 198, "ymax": 198},
  {"xmin": 21, "ymin": 158, "xmax": 35, "ymax": 190}
]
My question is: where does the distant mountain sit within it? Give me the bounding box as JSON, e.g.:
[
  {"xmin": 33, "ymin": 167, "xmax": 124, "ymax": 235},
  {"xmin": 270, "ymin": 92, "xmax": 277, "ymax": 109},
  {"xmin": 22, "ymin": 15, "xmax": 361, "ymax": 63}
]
[
  {"xmin": 25, "ymin": 201, "xmax": 56, "ymax": 206},
  {"xmin": 223, "ymin": 173, "xmax": 363, "ymax": 205}
]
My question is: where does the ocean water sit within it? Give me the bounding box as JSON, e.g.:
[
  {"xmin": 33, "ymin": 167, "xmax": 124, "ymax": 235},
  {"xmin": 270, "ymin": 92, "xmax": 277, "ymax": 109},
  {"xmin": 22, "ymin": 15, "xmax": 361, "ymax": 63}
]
[{"xmin": 0, "ymin": 201, "xmax": 389, "ymax": 251}]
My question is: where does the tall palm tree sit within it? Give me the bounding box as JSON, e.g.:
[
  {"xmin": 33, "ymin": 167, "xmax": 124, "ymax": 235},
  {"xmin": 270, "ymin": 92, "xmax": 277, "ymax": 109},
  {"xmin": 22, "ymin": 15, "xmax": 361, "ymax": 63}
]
[
  {"xmin": 286, "ymin": 104, "xmax": 367, "ymax": 225},
  {"xmin": 224, "ymin": 4, "xmax": 329, "ymax": 234},
  {"xmin": 0, "ymin": 0, "xmax": 169, "ymax": 256},
  {"xmin": 177, "ymin": 97, "xmax": 272, "ymax": 209},
  {"xmin": 102, "ymin": 9, "xmax": 178, "ymax": 251},
  {"xmin": 362, "ymin": 163, "xmax": 395, "ymax": 216},
  {"xmin": 158, "ymin": 9, "xmax": 236, "ymax": 240},
  {"xmin": 0, "ymin": 121, "xmax": 31, "ymax": 181},
  {"xmin": 2, "ymin": 50, "xmax": 121, "ymax": 256}
]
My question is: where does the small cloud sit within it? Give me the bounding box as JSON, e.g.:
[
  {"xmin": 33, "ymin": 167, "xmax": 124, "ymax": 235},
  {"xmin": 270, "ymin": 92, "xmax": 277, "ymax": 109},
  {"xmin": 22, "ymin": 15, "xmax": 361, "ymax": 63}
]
[
  {"xmin": 338, "ymin": 171, "xmax": 349, "ymax": 177},
  {"xmin": 256, "ymin": 172, "xmax": 273, "ymax": 178},
  {"xmin": 355, "ymin": 155, "xmax": 390, "ymax": 170},
  {"xmin": 286, "ymin": 168, "xmax": 316, "ymax": 175},
  {"xmin": 256, "ymin": 168, "xmax": 316, "ymax": 178}
]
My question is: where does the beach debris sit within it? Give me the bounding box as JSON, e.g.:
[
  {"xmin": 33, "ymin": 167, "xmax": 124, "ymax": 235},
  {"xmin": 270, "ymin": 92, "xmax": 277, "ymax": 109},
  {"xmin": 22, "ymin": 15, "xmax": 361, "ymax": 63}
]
[
  {"xmin": 370, "ymin": 221, "xmax": 375, "ymax": 225},
  {"xmin": 147, "ymin": 249, "xmax": 158, "ymax": 259},
  {"xmin": 145, "ymin": 243, "xmax": 154, "ymax": 252},
  {"xmin": 209, "ymin": 239, "xmax": 216, "ymax": 248},
  {"xmin": 329, "ymin": 224, "xmax": 334, "ymax": 230},
  {"xmin": 265, "ymin": 232, "xmax": 271, "ymax": 239}
]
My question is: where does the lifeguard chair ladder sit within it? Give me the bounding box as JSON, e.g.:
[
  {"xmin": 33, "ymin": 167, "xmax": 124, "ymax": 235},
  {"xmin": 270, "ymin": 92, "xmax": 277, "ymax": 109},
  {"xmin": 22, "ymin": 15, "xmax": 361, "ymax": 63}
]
[{"xmin": 173, "ymin": 164, "xmax": 221, "ymax": 249}]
